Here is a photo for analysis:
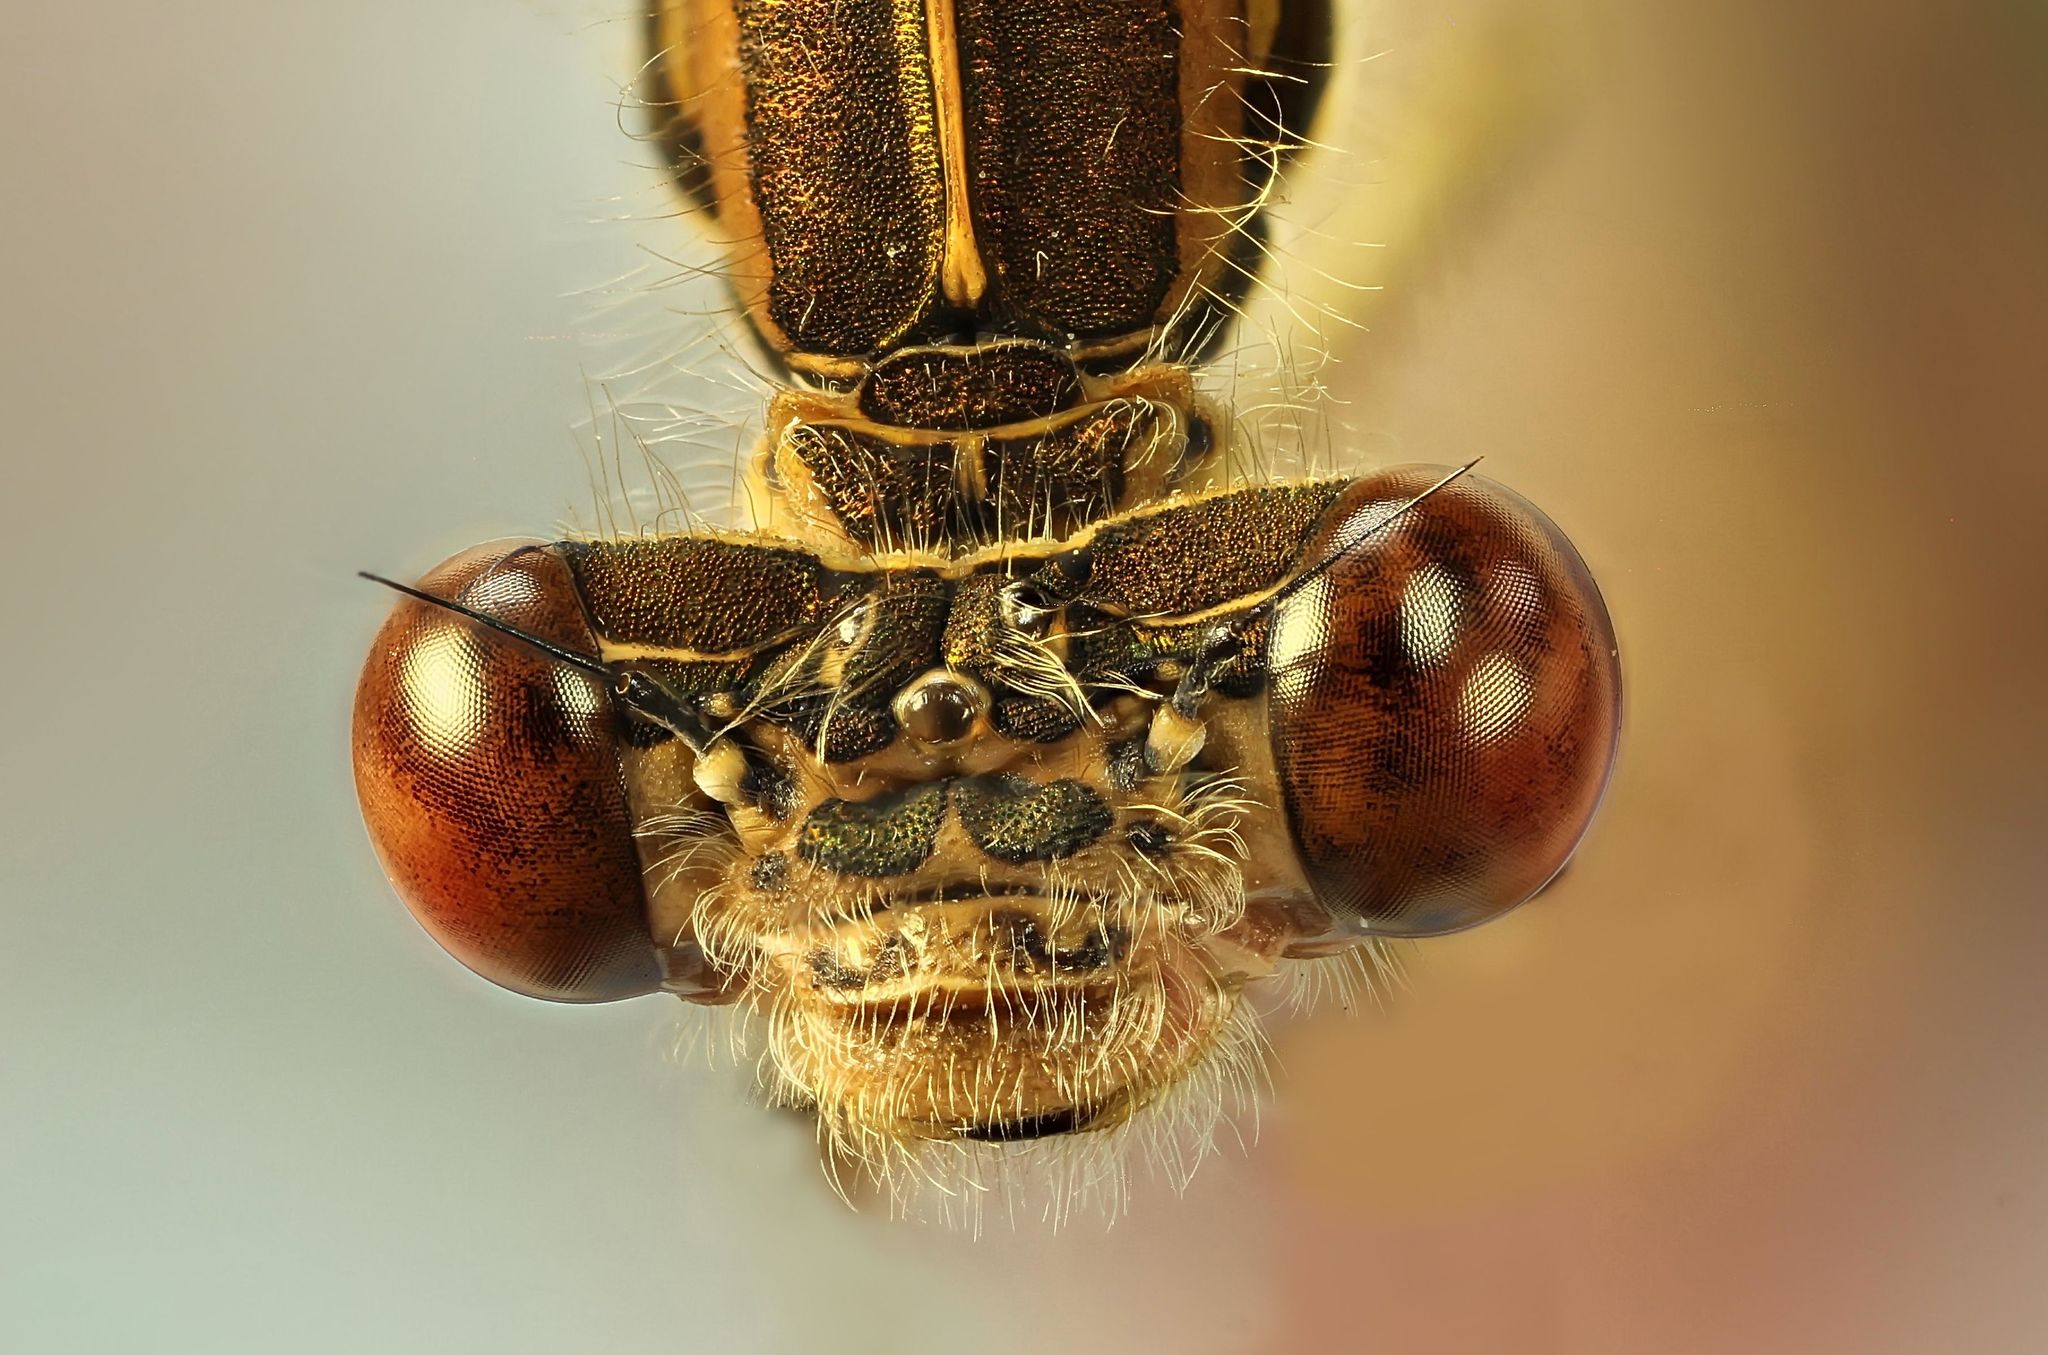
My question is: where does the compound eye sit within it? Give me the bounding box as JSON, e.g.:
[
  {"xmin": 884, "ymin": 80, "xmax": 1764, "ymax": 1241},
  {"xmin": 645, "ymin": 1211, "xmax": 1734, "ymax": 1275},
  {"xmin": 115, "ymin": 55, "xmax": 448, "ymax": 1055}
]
[
  {"xmin": 352, "ymin": 541, "xmax": 662, "ymax": 1001},
  {"xmin": 1269, "ymin": 468, "xmax": 1622, "ymax": 938}
]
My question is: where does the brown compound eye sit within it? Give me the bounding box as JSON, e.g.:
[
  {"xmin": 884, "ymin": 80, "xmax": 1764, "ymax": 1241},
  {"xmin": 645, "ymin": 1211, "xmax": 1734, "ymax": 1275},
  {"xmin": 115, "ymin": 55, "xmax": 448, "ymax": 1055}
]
[
  {"xmin": 1269, "ymin": 467, "xmax": 1622, "ymax": 938},
  {"xmin": 352, "ymin": 540, "xmax": 662, "ymax": 1001}
]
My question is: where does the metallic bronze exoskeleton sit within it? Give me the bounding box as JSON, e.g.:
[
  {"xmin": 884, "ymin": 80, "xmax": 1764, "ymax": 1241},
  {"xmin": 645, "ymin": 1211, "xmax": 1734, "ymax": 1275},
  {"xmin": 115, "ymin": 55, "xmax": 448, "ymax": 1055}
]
[{"xmin": 354, "ymin": 0, "xmax": 1620, "ymax": 1178}]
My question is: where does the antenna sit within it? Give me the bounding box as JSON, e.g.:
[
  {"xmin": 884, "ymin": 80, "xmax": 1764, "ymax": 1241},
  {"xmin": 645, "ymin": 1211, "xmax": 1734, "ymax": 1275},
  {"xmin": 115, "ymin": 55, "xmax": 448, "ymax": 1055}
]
[
  {"xmin": 358, "ymin": 571, "xmax": 712, "ymax": 754},
  {"xmin": 1263, "ymin": 460, "xmax": 1480, "ymax": 611}
]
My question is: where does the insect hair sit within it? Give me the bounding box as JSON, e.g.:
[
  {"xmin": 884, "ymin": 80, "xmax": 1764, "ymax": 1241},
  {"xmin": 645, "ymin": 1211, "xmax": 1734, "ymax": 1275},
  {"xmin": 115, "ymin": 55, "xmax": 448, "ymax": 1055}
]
[
  {"xmin": 802, "ymin": 995, "xmax": 1274, "ymax": 1232},
  {"xmin": 520, "ymin": 3, "xmax": 1512, "ymax": 1222}
]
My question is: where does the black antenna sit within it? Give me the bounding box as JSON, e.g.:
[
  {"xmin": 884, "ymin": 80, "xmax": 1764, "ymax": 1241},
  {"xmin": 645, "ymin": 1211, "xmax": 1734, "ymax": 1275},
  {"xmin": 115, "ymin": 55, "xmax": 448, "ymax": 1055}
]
[
  {"xmin": 358, "ymin": 572, "xmax": 612, "ymax": 678},
  {"xmin": 1263, "ymin": 459, "xmax": 1481, "ymax": 611},
  {"xmin": 358, "ymin": 571, "xmax": 715, "ymax": 755},
  {"xmin": 1164, "ymin": 462, "xmax": 1484, "ymax": 710}
]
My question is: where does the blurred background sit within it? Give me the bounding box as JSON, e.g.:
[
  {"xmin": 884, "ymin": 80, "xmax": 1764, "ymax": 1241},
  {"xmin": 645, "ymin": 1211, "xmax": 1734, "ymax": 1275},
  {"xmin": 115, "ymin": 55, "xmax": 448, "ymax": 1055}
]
[{"xmin": 3, "ymin": 1, "xmax": 2045, "ymax": 1351}]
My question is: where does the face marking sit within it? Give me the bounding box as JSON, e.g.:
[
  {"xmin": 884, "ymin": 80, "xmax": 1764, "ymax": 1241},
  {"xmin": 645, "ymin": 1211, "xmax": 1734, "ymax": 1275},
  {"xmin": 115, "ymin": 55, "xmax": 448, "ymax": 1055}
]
[
  {"xmin": 952, "ymin": 775, "xmax": 1114, "ymax": 863},
  {"xmin": 796, "ymin": 782, "xmax": 949, "ymax": 877},
  {"xmin": 355, "ymin": 0, "xmax": 1624, "ymax": 1217}
]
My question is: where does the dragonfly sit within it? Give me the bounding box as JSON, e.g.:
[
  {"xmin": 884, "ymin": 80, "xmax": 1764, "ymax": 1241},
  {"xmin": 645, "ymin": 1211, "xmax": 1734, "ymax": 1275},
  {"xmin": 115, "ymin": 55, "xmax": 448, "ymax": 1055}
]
[{"xmin": 352, "ymin": 0, "xmax": 1621, "ymax": 1198}]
